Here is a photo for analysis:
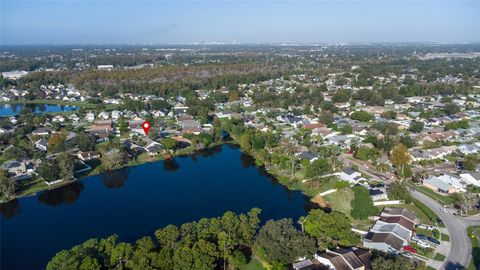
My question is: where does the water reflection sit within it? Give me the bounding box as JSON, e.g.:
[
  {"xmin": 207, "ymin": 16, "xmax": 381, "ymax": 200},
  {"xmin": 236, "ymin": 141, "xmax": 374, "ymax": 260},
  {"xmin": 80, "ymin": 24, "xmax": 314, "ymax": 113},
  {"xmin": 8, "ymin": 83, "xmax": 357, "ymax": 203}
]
[
  {"xmin": 0, "ymin": 199, "xmax": 21, "ymax": 219},
  {"xmin": 38, "ymin": 182, "xmax": 85, "ymax": 206},
  {"xmin": 240, "ymin": 152, "xmax": 255, "ymax": 168},
  {"xmin": 163, "ymin": 158, "xmax": 180, "ymax": 171},
  {"xmin": 101, "ymin": 168, "xmax": 130, "ymax": 188}
]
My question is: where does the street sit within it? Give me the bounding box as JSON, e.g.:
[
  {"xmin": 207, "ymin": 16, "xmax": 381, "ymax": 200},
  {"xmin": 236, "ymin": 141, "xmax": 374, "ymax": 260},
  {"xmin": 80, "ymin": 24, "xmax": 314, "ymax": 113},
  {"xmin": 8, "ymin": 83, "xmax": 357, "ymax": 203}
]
[{"xmin": 411, "ymin": 189, "xmax": 480, "ymax": 270}]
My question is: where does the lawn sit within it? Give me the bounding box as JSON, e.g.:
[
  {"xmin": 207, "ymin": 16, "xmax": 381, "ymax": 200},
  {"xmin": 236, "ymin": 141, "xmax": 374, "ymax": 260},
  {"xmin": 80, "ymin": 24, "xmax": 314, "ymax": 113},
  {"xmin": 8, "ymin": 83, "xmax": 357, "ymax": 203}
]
[
  {"xmin": 441, "ymin": 233, "xmax": 450, "ymax": 242},
  {"xmin": 324, "ymin": 188, "xmax": 354, "ymax": 219},
  {"xmin": 467, "ymin": 226, "xmax": 480, "ymax": 270},
  {"xmin": 411, "ymin": 198, "xmax": 444, "ymax": 227},
  {"xmin": 434, "ymin": 253, "xmax": 446, "ymax": 261},
  {"xmin": 15, "ymin": 177, "xmax": 48, "ymax": 197},
  {"xmin": 413, "ymin": 185, "xmax": 455, "ymax": 205},
  {"xmin": 411, "ymin": 242, "xmax": 435, "ymax": 258},
  {"xmin": 240, "ymin": 258, "xmax": 266, "ymax": 270}
]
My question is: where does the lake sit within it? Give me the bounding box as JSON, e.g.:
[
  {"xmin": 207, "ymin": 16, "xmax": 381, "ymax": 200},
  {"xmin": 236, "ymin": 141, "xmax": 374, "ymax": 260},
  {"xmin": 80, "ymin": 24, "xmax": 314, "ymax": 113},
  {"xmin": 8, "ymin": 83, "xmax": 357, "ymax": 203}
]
[
  {"xmin": 0, "ymin": 103, "xmax": 78, "ymax": 116},
  {"xmin": 0, "ymin": 144, "xmax": 313, "ymax": 270}
]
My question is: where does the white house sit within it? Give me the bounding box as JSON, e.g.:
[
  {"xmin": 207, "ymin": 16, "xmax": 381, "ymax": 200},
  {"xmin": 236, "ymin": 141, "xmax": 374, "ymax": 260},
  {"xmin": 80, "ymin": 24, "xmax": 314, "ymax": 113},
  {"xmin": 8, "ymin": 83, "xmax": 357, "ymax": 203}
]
[
  {"xmin": 85, "ymin": 112, "xmax": 95, "ymax": 122},
  {"xmin": 460, "ymin": 172, "xmax": 480, "ymax": 187},
  {"xmin": 339, "ymin": 168, "xmax": 363, "ymax": 183}
]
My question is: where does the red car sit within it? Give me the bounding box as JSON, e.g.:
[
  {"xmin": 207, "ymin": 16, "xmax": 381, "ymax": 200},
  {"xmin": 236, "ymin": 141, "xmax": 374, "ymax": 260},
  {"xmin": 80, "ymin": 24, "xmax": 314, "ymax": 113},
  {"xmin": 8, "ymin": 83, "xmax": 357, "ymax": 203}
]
[{"xmin": 403, "ymin": 245, "xmax": 417, "ymax": 253}]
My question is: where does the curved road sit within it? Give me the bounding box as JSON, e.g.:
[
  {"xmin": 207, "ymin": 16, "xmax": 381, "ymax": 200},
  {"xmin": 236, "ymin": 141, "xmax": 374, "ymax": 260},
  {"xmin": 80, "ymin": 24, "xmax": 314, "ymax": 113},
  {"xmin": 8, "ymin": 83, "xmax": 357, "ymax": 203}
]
[{"xmin": 411, "ymin": 190, "xmax": 480, "ymax": 270}]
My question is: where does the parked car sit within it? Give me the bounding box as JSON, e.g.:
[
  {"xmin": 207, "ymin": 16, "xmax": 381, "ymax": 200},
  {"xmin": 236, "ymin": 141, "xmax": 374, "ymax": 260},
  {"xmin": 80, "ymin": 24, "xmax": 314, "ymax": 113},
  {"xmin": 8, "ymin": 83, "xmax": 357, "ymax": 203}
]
[
  {"xmin": 427, "ymin": 236, "xmax": 440, "ymax": 245},
  {"xmin": 417, "ymin": 240, "xmax": 431, "ymax": 248},
  {"xmin": 440, "ymin": 207, "xmax": 449, "ymax": 213},
  {"xmin": 401, "ymin": 252, "xmax": 414, "ymax": 259},
  {"xmin": 403, "ymin": 245, "xmax": 417, "ymax": 254},
  {"xmin": 413, "ymin": 234, "xmax": 427, "ymax": 241}
]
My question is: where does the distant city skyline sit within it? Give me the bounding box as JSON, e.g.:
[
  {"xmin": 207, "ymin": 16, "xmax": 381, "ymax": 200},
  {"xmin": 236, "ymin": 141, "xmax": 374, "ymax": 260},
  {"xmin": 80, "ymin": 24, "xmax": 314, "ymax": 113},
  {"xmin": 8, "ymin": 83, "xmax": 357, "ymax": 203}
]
[{"xmin": 1, "ymin": 0, "xmax": 479, "ymax": 45}]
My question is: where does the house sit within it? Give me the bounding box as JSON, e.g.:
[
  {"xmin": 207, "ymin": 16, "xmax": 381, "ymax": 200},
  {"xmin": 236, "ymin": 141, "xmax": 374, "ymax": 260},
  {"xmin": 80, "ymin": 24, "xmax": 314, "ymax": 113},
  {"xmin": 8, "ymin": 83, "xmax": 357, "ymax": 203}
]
[
  {"xmin": 0, "ymin": 126, "xmax": 14, "ymax": 134},
  {"xmin": 144, "ymin": 138, "xmax": 163, "ymax": 155},
  {"xmin": 52, "ymin": 115, "xmax": 66, "ymax": 123},
  {"xmin": 363, "ymin": 232, "xmax": 404, "ymax": 254},
  {"xmin": 32, "ymin": 127, "xmax": 51, "ymax": 136},
  {"xmin": 460, "ymin": 172, "xmax": 480, "ymax": 187},
  {"xmin": 77, "ymin": 151, "xmax": 100, "ymax": 161},
  {"xmin": 1, "ymin": 160, "xmax": 33, "ymax": 181},
  {"xmin": 380, "ymin": 207, "xmax": 417, "ymax": 223},
  {"xmin": 173, "ymin": 103, "xmax": 189, "ymax": 116},
  {"xmin": 369, "ymin": 188, "xmax": 388, "ymax": 201},
  {"xmin": 298, "ymin": 151, "xmax": 319, "ymax": 164},
  {"xmin": 68, "ymin": 114, "xmax": 80, "ymax": 122},
  {"xmin": 90, "ymin": 120, "xmax": 113, "ymax": 141},
  {"xmin": 339, "ymin": 168, "xmax": 363, "ymax": 183},
  {"xmin": 423, "ymin": 174, "xmax": 466, "ymax": 194},
  {"xmin": 314, "ymin": 247, "xmax": 371, "ymax": 270},
  {"xmin": 35, "ymin": 138, "xmax": 48, "ymax": 151},
  {"xmin": 85, "ymin": 112, "xmax": 95, "ymax": 122},
  {"xmin": 181, "ymin": 119, "xmax": 202, "ymax": 135},
  {"xmin": 98, "ymin": 111, "xmax": 110, "ymax": 120},
  {"xmin": 111, "ymin": 110, "xmax": 123, "ymax": 121}
]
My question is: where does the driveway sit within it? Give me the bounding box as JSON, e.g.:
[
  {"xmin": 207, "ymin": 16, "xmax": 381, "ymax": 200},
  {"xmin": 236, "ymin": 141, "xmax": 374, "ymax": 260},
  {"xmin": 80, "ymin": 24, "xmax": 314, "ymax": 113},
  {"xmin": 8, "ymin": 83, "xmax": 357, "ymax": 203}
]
[{"xmin": 411, "ymin": 190, "xmax": 478, "ymax": 270}]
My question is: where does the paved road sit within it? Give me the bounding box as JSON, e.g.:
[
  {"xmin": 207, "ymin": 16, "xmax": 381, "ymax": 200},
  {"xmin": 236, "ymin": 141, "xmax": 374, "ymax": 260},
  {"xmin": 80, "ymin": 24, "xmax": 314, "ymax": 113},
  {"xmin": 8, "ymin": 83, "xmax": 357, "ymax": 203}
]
[
  {"xmin": 411, "ymin": 190, "xmax": 480, "ymax": 270},
  {"xmin": 338, "ymin": 154, "xmax": 394, "ymax": 181}
]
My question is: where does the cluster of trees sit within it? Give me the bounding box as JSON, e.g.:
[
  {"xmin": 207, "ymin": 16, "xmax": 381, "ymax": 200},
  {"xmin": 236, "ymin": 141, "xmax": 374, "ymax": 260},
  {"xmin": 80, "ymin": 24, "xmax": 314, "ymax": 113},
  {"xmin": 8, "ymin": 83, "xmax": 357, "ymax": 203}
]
[
  {"xmin": 0, "ymin": 169, "xmax": 15, "ymax": 199},
  {"xmin": 48, "ymin": 208, "xmax": 261, "ymax": 270},
  {"xmin": 37, "ymin": 153, "xmax": 76, "ymax": 182},
  {"xmin": 445, "ymin": 119, "xmax": 469, "ymax": 130},
  {"xmin": 353, "ymin": 146, "xmax": 380, "ymax": 162},
  {"xmin": 387, "ymin": 181, "xmax": 412, "ymax": 203},
  {"xmin": 47, "ymin": 207, "xmax": 368, "ymax": 270}
]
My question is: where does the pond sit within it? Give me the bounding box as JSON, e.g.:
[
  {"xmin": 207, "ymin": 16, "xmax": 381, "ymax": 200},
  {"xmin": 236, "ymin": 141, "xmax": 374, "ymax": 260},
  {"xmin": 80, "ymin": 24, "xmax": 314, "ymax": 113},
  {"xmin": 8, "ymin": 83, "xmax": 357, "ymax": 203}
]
[
  {"xmin": 0, "ymin": 103, "xmax": 78, "ymax": 116},
  {"xmin": 0, "ymin": 144, "xmax": 313, "ymax": 270}
]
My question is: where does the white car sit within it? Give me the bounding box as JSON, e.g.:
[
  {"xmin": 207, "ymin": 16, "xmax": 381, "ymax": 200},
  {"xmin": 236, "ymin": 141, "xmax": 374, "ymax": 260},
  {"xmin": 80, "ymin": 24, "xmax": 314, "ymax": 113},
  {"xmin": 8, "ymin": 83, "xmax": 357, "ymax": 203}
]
[
  {"xmin": 417, "ymin": 240, "xmax": 431, "ymax": 248},
  {"xmin": 401, "ymin": 252, "xmax": 413, "ymax": 259},
  {"xmin": 440, "ymin": 207, "xmax": 449, "ymax": 213}
]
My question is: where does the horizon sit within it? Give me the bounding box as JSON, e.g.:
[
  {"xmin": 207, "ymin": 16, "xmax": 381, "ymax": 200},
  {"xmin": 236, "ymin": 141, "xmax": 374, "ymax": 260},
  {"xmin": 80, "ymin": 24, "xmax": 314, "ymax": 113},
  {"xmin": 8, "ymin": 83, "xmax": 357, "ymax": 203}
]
[{"xmin": 1, "ymin": 0, "xmax": 479, "ymax": 45}]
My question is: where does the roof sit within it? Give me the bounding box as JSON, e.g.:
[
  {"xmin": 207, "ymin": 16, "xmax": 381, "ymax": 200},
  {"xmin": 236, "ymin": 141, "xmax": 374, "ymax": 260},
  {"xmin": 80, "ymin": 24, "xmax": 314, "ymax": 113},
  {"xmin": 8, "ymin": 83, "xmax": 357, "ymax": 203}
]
[
  {"xmin": 381, "ymin": 207, "xmax": 416, "ymax": 222},
  {"xmin": 371, "ymin": 222, "xmax": 411, "ymax": 240},
  {"xmin": 379, "ymin": 216, "xmax": 415, "ymax": 232},
  {"xmin": 332, "ymin": 248, "xmax": 365, "ymax": 269},
  {"xmin": 424, "ymin": 176, "xmax": 452, "ymax": 192},
  {"xmin": 320, "ymin": 253, "xmax": 351, "ymax": 270},
  {"xmin": 365, "ymin": 232, "xmax": 404, "ymax": 251},
  {"xmin": 299, "ymin": 151, "xmax": 318, "ymax": 161},
  {"xmin": 342, "ymin": 168, "xmax": 356, "ymax": 175}
]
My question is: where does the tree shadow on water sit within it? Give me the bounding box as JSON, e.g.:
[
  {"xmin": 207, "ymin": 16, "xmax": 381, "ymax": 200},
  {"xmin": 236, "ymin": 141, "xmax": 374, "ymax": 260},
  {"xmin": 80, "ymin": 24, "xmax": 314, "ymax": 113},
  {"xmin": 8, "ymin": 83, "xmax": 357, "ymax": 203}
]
[
  {"xmin": 0, "ymin": 199, "xmax": 21, "ymax": 219},
  {"xmin": 38, "ymin": 181, "xmax": 85, "ymax": 206},
  {"xmin": 102, "ymin": 167, "xmax": 130, "ymax": 188},
  {"xmin": 163, "ymin": 158, "xmax": 180, "ymax": 172}
]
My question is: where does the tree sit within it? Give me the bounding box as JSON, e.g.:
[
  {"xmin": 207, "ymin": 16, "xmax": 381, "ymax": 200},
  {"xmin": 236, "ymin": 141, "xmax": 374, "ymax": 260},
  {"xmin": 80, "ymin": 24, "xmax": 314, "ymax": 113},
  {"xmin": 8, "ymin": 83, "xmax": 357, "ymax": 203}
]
[
  {"xmin": 303, "ymin": 209, "xmax": 359, "ymax": 248},
  {"xmin": 340, "ymin": 124, "xmax": 353, "ymax": 135},
  {"xmin": 0, "ymin": 169, "xmax": 15, "ymax": 199},
  {"xmin": 388, "ymin": 181, "xmax": 412, "ymax": 203},
  {"xmin": 255, "ymin": 219, "xmax": 316, "ymax": 267},
  {"xmin": 37, "ymin": 160, "xmax": 61, "ymax": 181},
  {"xmin": 161, "ymin": 138, "xmax": 177, "ymax": 151},
  {"xmin": 75, "ymin": 133, "xmax": 96, "ymax": 152},
  {"xmin": 381, "ymin": 110, "xmax": 397, "ymax": 119},
  {"xmin": 155, "ymin": 225, "xmax": 179, "ymax": 249},
  {"xmin": 48, "ymin": 130, "xmax": 68, "ymax": 152},
  {"xmin": 463, "ymin": 155, "xmax": 478, "ymax": 171},
  {"xmin": 117, "ymin": 116, "xmax": 129, "ymax": 135},
  {"xmin": 58, "ymin": 152, "xmax": 75, "ymax": 181},
  {"xmin": 354, "ymin": 146, "xmax": 379, "ymax": 162},
  {"xmin": 351, "ymin": 186, "xmax": 378, "ymax": 219},
  {"xmin": 371, "ymin": 254, "xmax": 427, "ymax": 270},
  {"xmin": 390, "ymin": 143, "xmax": 411, "ymax": 178},
  {"xmin": 101, "ymin": 147, "xmax": 127, "ymax": 170},
  {"xmin": 305, "ymin": 159, "xmax": 331, "ymax": 178},
  {"xmin": 409, "ymin": 121, "xmax": 424, "ymax": 133},
  {"xmin": 350, "ymin": 110, "xmax": 374, "ymax": 122}
]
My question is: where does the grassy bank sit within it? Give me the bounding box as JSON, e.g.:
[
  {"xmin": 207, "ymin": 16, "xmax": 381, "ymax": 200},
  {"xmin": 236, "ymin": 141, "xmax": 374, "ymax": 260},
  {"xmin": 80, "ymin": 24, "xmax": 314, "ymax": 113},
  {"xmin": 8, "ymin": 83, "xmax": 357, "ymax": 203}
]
[
  {"xmin": 412, "ymin": 185, "xmax": 455, "ymax": 205},
  {"xmin": 467, "ymin": 226, "xmax": 480, "ymax": 270}
]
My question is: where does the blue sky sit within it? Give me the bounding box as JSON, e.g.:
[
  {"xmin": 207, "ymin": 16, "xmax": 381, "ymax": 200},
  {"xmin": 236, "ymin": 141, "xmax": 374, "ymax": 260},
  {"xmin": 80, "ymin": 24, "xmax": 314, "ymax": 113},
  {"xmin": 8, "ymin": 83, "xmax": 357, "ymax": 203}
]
[{"xmin": 1, "ymin": 0, "xmax": 479, "ymax": 44}]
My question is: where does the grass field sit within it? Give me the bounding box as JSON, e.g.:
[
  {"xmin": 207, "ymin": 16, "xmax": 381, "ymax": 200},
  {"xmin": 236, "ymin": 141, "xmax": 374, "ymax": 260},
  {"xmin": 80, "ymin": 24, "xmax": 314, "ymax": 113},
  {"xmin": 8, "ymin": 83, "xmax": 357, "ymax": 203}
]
[
  {"xmin": 441, "ymin": 233, "xmax": 450, "ymax": 242},
  {"xmin": 434, "ymin": 253, "xmax": 446, "ymax": 261},
  {"xmin": 411, "ymin": 197, "xmax": 444, "ymax": 227},
  {"xmin": 240, "ymin": 258, "xmax": 266, "ymax": 270}
]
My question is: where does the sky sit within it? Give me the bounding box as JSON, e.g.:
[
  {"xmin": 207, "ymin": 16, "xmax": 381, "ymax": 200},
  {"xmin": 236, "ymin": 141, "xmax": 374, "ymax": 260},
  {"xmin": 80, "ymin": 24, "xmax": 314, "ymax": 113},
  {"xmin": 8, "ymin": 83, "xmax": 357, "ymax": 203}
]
[{"xmin": 1, "ymin": 0, "xmax": 479, "ymax": 45}]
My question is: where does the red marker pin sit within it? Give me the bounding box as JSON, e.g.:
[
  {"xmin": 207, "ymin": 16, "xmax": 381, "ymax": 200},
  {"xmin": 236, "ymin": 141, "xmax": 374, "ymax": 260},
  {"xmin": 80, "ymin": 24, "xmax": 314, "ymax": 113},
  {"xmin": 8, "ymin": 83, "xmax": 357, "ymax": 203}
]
[{"xmin": 142, "ymin": 121, "xmax": 151, "ymax": 135}]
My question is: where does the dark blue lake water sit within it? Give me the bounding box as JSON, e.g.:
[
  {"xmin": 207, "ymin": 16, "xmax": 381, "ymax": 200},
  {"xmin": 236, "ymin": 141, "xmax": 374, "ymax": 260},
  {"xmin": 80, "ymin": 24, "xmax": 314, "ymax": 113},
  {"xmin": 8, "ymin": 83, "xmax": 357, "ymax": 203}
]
[
  {"xmin": 0, "ymin": 145, "xmax": 312, "ymax": 270},
  {"xmin": 0, "ymin": 103, "xmax": 78, "ymax": 116}
]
